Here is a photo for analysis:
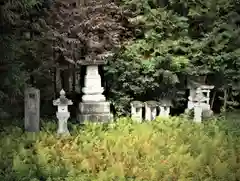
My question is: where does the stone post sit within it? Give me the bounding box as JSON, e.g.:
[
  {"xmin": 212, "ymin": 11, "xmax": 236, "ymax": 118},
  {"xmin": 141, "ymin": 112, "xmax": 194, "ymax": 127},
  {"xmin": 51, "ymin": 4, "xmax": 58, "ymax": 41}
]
[
  {"xmin": 206, "ymin": 90, "xmax": 210, "ymax": 105},
  {"xmin": 53, "ymin": 89, "xmax": 73, "ymax": 135},
  {"xmin": 144, "ymin": 101, "xmax": 158, "ymax": 121},
  {"xmin": 24, "ymin": 87, "xmax": 40, "ymax": 132},
  {"xmin": 159, "ymin": 106, "xmax": 170, "ymax": 117},
  {"xmin": 78, "ymin": 65, "xmax": 112, "ymax": 123},
  {"xmin": 187, "ymin": 88, "xmax": 196, "ymax": 111},
  {"xmin": 194, "ymin": 104, "xmax": 202, "ymax": 122},
  {"xmin": 130, "ymin": 101, "xmax": 144, "ymax": 122},
  {"xmin": 193, "ymin": 88, "xmax": 203, "ymax": 122},
  {"xmin": 158, "ymin": 99, "xmax": 172, "ymax": 117},
  {"xmin": 187, "ymin": 95, "xmax": 194, "ymax": 110}
]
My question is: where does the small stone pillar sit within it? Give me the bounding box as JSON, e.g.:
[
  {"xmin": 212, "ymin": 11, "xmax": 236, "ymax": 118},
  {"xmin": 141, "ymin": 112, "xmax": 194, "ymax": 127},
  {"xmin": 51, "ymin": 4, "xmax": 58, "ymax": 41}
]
[
  {"xmin": 53, "ymin": 89, "xmax": 73, "ymax": 135},
  {"xmin": 130, "ymin": 101, "xmax": 144, "ymax": 122},
  {"xmin": 24, "ymin": 87, "xmax": 40, "ymax": 132},
  {"xmin": 193, "ymin": 88, "xmax": 203, "ymax": 122},
  {"xmin": 159, "ymin": 106, "xmax": 170, "ymax": 117},
  {"xmin": 187, "ymin": 95, "xmax": 194, "ymax": 110},
  {"xmin": 158, "ymin": 99, "xmax": 172, "ymax": 117},
  {"xmin": 185, "ymin": 88, "xmax": 197, "ymax": 113},
  {"xmin": 144, "ymin": 101, "xmax": 158, "ymax": 121},
  {"xmin": 78, "ymin": 65, "xmax": 112, "ymax": 123},
  {"xmin": 194, "ymin": 104, "xmax": 202, "ymax": 122}
]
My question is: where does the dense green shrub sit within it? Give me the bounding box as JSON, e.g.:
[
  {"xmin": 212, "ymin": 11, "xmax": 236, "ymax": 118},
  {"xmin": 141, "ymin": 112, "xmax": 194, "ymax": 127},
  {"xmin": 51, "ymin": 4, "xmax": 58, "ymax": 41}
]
[
  {"xmin": 0, "ymin": 116, "xmax": 240, "ymax": 181},
  {"xmin": 104, "ymin": 0, "xmax": 240, "ymax": 115}
]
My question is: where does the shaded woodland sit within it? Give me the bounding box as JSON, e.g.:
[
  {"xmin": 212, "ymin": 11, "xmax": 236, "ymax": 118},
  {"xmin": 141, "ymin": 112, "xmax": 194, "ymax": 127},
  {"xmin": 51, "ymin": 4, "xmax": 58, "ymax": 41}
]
[
  {"xmin": 1, "ymin": 0, "xmax": 240, "ymax": 118},
  {"xmin": 1, "ymin": 1, "xmax": 240, "ymax": 180}
]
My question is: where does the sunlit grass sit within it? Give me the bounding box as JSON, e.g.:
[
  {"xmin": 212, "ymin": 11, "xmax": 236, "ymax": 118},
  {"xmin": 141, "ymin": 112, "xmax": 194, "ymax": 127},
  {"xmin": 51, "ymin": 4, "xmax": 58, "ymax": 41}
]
[{"xmin": 0, "ymin": 116, "xmax": 240, "ymax": 181}]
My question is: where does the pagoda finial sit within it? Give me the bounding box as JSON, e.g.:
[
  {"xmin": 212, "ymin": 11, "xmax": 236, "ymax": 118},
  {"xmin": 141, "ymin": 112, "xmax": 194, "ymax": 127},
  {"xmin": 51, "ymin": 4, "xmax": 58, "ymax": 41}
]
[{"xmin": 60, "ymin": 89, "xmax": 65, "ymax": 97}]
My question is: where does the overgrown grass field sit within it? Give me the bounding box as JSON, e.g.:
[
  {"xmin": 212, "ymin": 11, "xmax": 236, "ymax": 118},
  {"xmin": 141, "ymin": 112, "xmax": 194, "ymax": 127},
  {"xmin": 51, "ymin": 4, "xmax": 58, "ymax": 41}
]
[{"xmin": 0, "ymin": 116, "xmax": 240, "ymax": 181}]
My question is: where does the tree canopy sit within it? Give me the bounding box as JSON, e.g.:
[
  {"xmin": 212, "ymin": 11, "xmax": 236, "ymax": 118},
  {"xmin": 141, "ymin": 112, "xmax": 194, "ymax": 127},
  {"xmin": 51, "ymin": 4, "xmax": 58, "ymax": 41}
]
[{"xmin": 1, "ymin": 0, "xmax": 240, "ymax": 117}]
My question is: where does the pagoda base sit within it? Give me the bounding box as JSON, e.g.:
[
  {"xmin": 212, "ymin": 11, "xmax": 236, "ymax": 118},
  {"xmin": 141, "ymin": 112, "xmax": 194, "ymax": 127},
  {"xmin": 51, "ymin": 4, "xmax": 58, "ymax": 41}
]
[{"xmin": 78, "ymin": 101, "xmax": 113, "ymax": 124}]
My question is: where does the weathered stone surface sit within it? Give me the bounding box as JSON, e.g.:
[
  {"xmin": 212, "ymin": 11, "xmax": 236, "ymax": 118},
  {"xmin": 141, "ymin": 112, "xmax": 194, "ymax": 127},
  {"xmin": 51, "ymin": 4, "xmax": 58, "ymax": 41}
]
[
  {"xmin": 159, "ymin": 99, "xmax": 173, "ymax": 107},
  {"xmin": 81, "ymin": 65, "xmax": 106, "ymax": 102},
  {"xmin": 56, "ymin": 112, "xmax": 70, "ymax": 135},
  {"xmin": 194, "ymin": 104, "xmax": 202, "ymax": 122},
  {"xmin": 24, "ymin": 87, "xmax": 40, "ymax": 132},
  {"xmin": 145, "ymin": 101, "xmax": 158, "ymax": 121},
  {"xmin": 145, "ymin": 101, "xmax": 159, "ymax": 107},
  {"xmin": 78, "ymin": 113, "xmax": 113, "ymax": 124},
  {"xmin": 53, "ymin": 89, "xmax": 73, "ymax": 135},
  {"xmin": 159, "ymin": 106, "xmax": 170, "ymax": 117},
  {"xmin": 79, "ymin": 102, "xmax": 110, "ymax": 114},
  {"xmin": 131, "ymin": 101, "xmax": 144, "ymax": 107},
  {"xmin": 131, "ymin": 101, "xmax": 144, "ymax": 122},
  {"xmin": 78, "ymin": 101, "xmax": 112, "ymax": 123},
  {"xmin": 78, "ymin": 65, "xmax": 112, "ymax": 123}
]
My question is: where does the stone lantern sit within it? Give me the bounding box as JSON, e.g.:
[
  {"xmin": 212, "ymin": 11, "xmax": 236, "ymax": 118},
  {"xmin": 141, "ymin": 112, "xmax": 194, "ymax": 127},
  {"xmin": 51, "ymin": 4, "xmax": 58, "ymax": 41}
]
[
  {"xmin": 186, "ymin": 78, "xmax": 214, "ymax": 113},
  {"xmin": 53, "ymin": 89, "xmax": 73, "ymax": 135}
]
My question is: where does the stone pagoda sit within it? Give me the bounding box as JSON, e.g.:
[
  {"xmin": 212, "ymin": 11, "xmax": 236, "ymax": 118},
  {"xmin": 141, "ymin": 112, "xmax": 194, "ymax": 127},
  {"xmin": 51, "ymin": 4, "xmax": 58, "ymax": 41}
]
[{"xmin": 77, "ymin": 34, "xmax": 113, "ymax": 123}]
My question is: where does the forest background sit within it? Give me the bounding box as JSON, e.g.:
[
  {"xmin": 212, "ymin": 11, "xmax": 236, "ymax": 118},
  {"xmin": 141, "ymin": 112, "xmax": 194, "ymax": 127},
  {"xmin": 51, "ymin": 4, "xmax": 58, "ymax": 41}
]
[{"xmin": 1, "ymin": 0, "xmax": 240, "ymax": 119}]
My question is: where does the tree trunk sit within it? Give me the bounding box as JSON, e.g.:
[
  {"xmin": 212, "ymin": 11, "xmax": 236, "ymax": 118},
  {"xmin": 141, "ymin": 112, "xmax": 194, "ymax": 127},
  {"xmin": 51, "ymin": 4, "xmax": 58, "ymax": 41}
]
[
  {"xmin": 223, "ymin": 88, "xmax": 228, "ymax": 112},
  {"xmin": 53, "ymin": 67, "xmax": 57, "ymax": 99},
  {"xmin": 210, "ymin": 90, "xmax": 216, "ymax": 109}
]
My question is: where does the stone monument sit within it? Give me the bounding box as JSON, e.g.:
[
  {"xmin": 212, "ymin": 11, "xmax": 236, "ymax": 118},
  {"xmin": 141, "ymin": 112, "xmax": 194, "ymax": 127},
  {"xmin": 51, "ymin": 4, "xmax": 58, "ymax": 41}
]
[
  {"xmin": 53, "ymin": 89, "xmax": 73, "ymax": 135},
  {"xmin": 144, "ymin": 101, "xmax": 158, "ymax": 121},
  {"xmin": 186, "ymin": 78, "xmax": 214, "ymax": 113},
  {"xmin": 186, "ymin": 84, "xmax": 214, "ymax": 119},
  {"xmin": 158, "ymin": 99, "xmax": 172, "ymax": 117},
  {"xmin": 77, "ymin": 34, "xmax": 113, "ymax": 123},
  {"xmin": 131, "ymin": 101, "xmax": 144, "ymax": 122},
  {"xmin": 187, "ymin": 91, "xmax": 195, "ymax": 110},
  {"xmin": 186, "ymin": 79, "xmax": 203, "ymax": 111},
  {"xmin": 193, "ymin": 88, "xmax": 204, "ymax": 122},
  {"xmin": 24, "ymin": 87, "xmax": 40, "ymax": 132}
]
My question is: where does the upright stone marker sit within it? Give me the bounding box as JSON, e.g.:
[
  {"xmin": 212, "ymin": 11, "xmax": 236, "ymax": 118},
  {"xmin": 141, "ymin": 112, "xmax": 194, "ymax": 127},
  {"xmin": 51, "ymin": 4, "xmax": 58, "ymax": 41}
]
[
  {"xmin": 144, "ymin": 101, "xmax": 158, "ymax": 121},
  {"xmin": 130, "ymin": 101, "xmax": 144, "ymax": 122},
  {"xmin": 158, "ymin": 99, "xmax": 172, "ymax": 117},
  {"xmin": 187, "ymin": 90, "xmax": 195, "ymax": 110},
  {"xmin": 194, "ymin": 104, "xmax": 202, "ymax": 123},
  {"xmin": 193, "ymin": 88, "xmax": 204, "ymax": 122},
  {"xmin": 24, "ymin": 87, "xmax": 40, "ymax": 132}
]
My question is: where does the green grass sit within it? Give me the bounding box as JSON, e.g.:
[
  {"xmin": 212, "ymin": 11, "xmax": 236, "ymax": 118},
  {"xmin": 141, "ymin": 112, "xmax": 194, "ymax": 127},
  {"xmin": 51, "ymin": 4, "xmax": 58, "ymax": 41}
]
[{"xmin": 0, "ymin": 115, "xmax": 240, "ymax": 181}]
